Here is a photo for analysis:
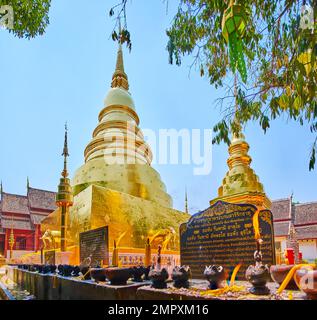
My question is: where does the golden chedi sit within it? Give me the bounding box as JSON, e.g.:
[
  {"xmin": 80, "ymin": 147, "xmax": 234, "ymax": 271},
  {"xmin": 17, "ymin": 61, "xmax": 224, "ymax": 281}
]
[
  {"xmin": 41, "ymin": 44, "xmax": 189, "ymax": 264},
  {"xmin": 210, "ymin": 130, "xmax": 271, "ymax": 210}
]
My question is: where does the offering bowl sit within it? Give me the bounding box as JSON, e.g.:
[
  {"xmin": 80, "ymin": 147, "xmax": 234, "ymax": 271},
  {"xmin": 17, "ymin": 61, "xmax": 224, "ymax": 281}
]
[
  {"xmin": 294, "ymin": 268, "xmax": 317, "ymax": 300},
  {"xmin": 270, "ymin": 265, "xmax": 298, "ymax": 290},
  {"xmin": 104, "ymin": 267, "xmax": 132, "ymax": 285}
]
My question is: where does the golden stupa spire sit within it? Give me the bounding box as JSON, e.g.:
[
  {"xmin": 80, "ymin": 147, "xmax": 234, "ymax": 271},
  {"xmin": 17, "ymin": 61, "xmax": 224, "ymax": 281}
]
[
  {"xmin": 210, "ymin": 75, "xmax": 271, "ymax": 209},
  {"xmin": 111, "ymin": 20, "xmax": 129, "ymax": 90},
  {"xmin": 62, "ymin": 122, "xmax": 69, "ymax": 178},
  {"xmin": 185, "ymin": 187, "xmax": 189, "ymax": 214},
  {"xmin": 56, "ymin": 123, "xmax": 74, "ymax": 252}
]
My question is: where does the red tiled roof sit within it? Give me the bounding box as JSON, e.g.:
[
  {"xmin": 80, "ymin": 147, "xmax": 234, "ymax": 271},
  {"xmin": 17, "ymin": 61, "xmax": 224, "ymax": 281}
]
[
  {"xmin": 296, "ymin": 225, "xmax": 317, "ymax": 240},
  {"xmin": 274, "ymin": 221, "xmax": 290, "ymax": 237},
  {"xmin": 271, "ymin": 198, "xmax": 291, "ymax": 221},
  {"xmin": 295, "ymin": 202, "xmax": 317, "ymax": 225},
  {"xmin": 30, "ymin": 213, "xmax": 49, "ymax": 225},
  {"xmin": 28, "ymin": 187, "xmax": 57, "ymax": 211},
  {"xmin": 1, "ymin": 193, "xmax": 29, "ymax": 215},
  {"xmin": 0, "ymin": 216, "xmax": 32, "ymax": 231}
]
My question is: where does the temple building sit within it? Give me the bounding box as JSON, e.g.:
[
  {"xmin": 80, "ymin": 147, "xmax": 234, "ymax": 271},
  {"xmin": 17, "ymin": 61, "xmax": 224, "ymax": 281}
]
[
  {"xmin": 272, "ymin": 197, "xmax": 317, "ymax": 263},
  {"xmin": 0, "ymin": 183, "xmax": 56, "ymax": 260},
  {"xmin": 40, "ymin": 43, "xmax": 189, "ymax": 265}
]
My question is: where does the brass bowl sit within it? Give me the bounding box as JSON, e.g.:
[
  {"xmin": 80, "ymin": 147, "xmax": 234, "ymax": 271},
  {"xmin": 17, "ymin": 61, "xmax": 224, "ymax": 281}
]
[
  {"xmin": 90, "ymin": 268, "xmax": 107, "ymax": 282},
  {"xmin": 245, "ymin": 264, "xmax": 270, "ymax": 295},
  {"xmin": 104, "ymin": 267, "xmax": 132, "ymax": 285},
  {"xmin": 270, "ymin": 265, "xmax": 299, "ymax": 290},
  {"xmin": 294, "ymin": 268, "xmax": 317, "ymax": 300}
]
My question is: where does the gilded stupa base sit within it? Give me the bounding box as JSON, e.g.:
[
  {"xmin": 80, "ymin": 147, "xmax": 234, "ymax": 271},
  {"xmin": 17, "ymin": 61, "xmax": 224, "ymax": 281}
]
[
  {"xmin": 41, "ymin": 185, "xmax": 189, "ymax": 265},
  {"xmin": 210, "ymin": 191, "xmax": 271, "ymax": 211}
]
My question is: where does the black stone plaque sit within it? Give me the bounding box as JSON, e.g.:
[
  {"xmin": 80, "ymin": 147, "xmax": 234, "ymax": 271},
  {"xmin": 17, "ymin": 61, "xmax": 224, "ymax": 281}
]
[
  {"xmin": 44, "ymin": 250, "xmax": 56, "ymax": 265},
  {"xmin": 180, "ymin": 201, "xmax": 275, "ymax": 279},
  {"xmin": 79, "ymin": 226, "xmax": 109, "ymax": 267}
]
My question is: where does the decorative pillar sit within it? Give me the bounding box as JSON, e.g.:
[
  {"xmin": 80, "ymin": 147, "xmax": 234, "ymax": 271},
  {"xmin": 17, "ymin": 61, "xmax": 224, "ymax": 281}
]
[
  {"xmin": 4, "ymin": 229, "xmax": 9, "ymax": 259},
  {"xmin": 55, "ymin": 124, "xmax": 73, "ymax": 252},
  {"xmin": 9, "ymin": 228, "xmax": 14, "ymax": 260}
]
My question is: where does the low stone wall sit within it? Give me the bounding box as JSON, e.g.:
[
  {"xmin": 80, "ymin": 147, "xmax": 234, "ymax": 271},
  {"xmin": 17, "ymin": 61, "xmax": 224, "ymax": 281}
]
[{"xmin": 7, "ymin": 267, "xmax": 149, "ymax": 300}]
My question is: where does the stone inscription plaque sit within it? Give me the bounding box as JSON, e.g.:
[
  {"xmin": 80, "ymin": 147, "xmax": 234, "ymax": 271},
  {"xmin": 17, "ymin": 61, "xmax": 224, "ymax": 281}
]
[
  {"xmin": 79, "ymin": 226, "xmax": 109, "ymax": 267},
  {"xmin": 44, "ymin": 250, "xmax": 56, "ymax": 265},
  {"xmin": 180, "ymin": 201, "xmax": 275, "ymax": 279}
]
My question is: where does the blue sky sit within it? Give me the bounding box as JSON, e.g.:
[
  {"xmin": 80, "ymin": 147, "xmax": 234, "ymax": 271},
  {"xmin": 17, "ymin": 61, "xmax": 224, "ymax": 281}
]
[{"xmin": 0, "ymin": 0, "xmax": 316, "ymax": 213}]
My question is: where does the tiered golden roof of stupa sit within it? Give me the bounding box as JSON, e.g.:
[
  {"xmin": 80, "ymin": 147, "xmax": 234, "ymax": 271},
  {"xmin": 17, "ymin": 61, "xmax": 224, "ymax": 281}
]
[
  {"xmin": 71, "ymin": 44, "xmax": 172, "ymax": 208},
  {"xmin": 210, "ymin": 130, "xmax": 271, "ymax": 209}
]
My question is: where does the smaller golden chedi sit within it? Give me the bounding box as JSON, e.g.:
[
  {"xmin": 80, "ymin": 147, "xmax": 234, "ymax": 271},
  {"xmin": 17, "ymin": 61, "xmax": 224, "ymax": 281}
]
[{"xmin": 210, "ymin": 129, "xmax": 271, "ymax": 210}]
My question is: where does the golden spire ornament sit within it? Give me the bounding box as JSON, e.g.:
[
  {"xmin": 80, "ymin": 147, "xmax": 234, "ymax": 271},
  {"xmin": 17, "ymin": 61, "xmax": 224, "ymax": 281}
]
[
  {"xmin": 111, "ymin": 18, "xmax": 129, "ymax": 90},
  {"xmin": 185, "ymin": 187, "xmax": 189, "ymax": 214},
  {"xmin": 56, "ymin": 123, "xmax": 74, "ymax": 252}
]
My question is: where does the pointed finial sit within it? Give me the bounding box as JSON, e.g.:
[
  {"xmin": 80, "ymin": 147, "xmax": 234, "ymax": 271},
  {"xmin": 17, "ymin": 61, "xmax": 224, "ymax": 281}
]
[
  {"xmin": 111, "ymin": 18, "xmax": 129, "ymax": 90},
  {"xmin": 185, "ymin": 187, "xmax": 189, "ymax": 214},
  {"xmin": 0, "ymin": 180, "xmax": 3, "ymax": 194},
  {"xmin": 63, "ymin": 122, "xmax": 69, "ymax": 157},
  {"xmin": 62, "ymin": 123, "xmax": 69, "ymax": 178},
  {"xmin": 27, "ymin": 176, "xmax": 30, "ymax": 189},
  {"xmin": 232, "ymin": 73, "xmax": 242, "ymax": 139}
]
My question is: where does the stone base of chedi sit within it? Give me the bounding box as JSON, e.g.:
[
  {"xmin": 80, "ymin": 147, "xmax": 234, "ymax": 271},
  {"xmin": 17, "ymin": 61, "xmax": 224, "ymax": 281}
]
[{"xmin": 41, "ymin": 185, "xmax": 188, "ymax": 265}]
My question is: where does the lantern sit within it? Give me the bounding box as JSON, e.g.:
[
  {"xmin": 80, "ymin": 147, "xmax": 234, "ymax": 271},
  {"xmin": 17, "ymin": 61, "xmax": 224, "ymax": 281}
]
[{"xmin": 222, "ymin": 0, "xmax": 248, "ymax": 82}]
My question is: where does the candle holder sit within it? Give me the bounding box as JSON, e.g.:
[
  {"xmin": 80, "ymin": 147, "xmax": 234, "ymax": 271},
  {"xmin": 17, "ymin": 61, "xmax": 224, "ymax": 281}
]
[
  {"xmin": 245, "ymin": 239, "xmax": 270, "ymax": 295},
  {"xmin": 149, "ymin": 245, "xmax": 169, "ymax": 289},
  {"xmin": 130, "ymin": 266, "xmax": 146, "ymax": 282},
  {"xmin": 172, "ymin": 266, "xmax": 191, "ymax": 288},
  {"xmin": 144, "ymin": 265, "xmax": 151, "ymax": 280},
  {"xmin": 204, "ymin": 265, "xmax": 227, "ymax": 289},
  {"xmin": 57, "ymin": 264, "xmax": 74, "ymax": 277},
  {"xmin": 79, "ymin": 266, "xmax": 91, "ymax": 280},
  {"xmin": 90, "ymin": 267, "xmax": 107, "ymax": 282}
]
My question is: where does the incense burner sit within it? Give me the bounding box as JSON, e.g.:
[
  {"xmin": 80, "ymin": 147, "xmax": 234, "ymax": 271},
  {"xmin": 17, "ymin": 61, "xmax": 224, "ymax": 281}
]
[
  {"xmin": 144, "ymin": 265, "xmax": 151, "ymax": 280},
  {"xmin": 148, "ymin": 245, "xmax": 169, "ymax": 289},
  {"xmin": 245, "ymin": 240, "xmax": 270, "ymax": 295},
  {"xmin": 90, "ymin": 268, "xmax": 107, "ymax": 282},
  {"xmin": 204, "ymin": 265, "xmax": 227, "ymax": 289},
  {"xmin": 80, "ymin": 266, "xmax": 91, "ymax": 280},
  {"xmin": 130, "ymin": 266, "xmax": 146, "ymax": 282},
  {"xmin": 57, "ymin": 265, "xmax": 73, "ymax": 277},
  {"xmin": 172, "ymin": 266, "xmax": 191, "ymax": 288},
  {"xmin": 148, "ymin": 266, "xmax": 169, "ymax": 289}
]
